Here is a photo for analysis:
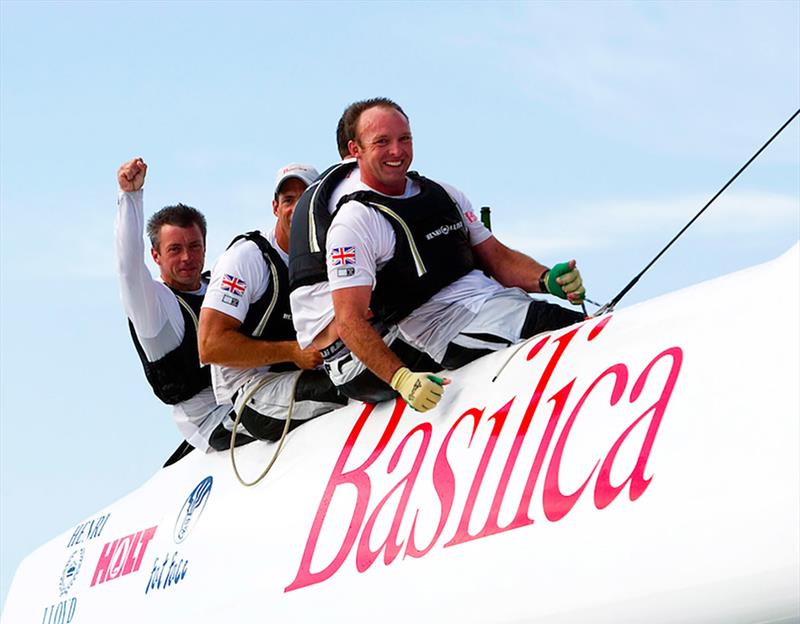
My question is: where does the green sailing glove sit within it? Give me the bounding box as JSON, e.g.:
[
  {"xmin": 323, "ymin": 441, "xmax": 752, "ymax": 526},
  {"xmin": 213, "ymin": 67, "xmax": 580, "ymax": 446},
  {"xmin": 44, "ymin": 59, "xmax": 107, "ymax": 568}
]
[{"xmin": 543, "ymin": 261, "xmax": 586, "ymax": 305}]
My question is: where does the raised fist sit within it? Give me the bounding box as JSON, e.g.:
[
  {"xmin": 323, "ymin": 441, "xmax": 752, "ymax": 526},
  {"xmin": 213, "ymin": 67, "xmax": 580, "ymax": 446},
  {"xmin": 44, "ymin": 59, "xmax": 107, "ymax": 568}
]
[{"xmin": 118, "ymin": 158, "xmax": 147, "ymax": 192}]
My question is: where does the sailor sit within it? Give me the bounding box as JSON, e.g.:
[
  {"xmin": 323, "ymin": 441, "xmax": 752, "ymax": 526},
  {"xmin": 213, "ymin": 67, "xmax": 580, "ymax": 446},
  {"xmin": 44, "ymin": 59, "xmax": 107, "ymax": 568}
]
[
  {"xmin": 199, "ymin": 163, "xmax": 347, "ymax": 441},
  {"xmin": 116, "ymin": 157, "xmax": 247, "ymax": 452},
  {"xmin": 290, "ymin": 98, "xmax": 586, "ymax": 413},
  {"xmin": 289, "ymin": 108, "xmax": 441, "ymax": 405}
]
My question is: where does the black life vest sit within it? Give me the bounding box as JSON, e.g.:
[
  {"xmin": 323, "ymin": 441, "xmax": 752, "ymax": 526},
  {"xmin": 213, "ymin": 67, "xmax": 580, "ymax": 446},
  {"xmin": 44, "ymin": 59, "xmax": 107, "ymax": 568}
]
[
  {"xmin": 335, "ymin": 173, "xmax": 476, "ymax": 325},
  {"xmin": 129, "ymin": 283, "xmax": 211, "ymax": 405},
  {"xmin": 288, "ymin": 160, "xmax": 359, "ymax": 291},
  {"xmin": 227, "ymin": 231, "xmax": 298, "ymax": 373}
]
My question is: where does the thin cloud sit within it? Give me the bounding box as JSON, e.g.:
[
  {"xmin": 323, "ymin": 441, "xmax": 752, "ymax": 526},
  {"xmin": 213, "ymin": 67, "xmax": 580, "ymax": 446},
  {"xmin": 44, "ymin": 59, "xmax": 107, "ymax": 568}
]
[
  {"xmin": 495, "ymin": 190, "xmax": 799, "ymax": 255},
  {"xmin": 463, "ymin": 2, "xmax": 800, "ymax": 161}
]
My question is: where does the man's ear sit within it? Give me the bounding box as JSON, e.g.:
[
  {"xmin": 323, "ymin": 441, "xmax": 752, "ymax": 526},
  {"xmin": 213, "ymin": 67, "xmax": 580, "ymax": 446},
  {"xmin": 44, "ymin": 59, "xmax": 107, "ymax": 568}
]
[
  {"xmin": 272, "ymin": 198, "xmax": 279, "ymax": 217},
  {"xmin": 150, "ymin": 247, "xmax": 161, "ymax": 266},
  {"xmin": 348, "ymin": 139, "xmax": 359, "ymax": 158}
]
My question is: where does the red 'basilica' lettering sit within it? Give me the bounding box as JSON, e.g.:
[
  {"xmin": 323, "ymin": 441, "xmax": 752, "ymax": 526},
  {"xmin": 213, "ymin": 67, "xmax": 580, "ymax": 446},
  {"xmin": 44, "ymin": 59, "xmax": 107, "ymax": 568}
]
[{"xmin": 286, "ymin": 315, "xmax": 683, "ymax": 592}]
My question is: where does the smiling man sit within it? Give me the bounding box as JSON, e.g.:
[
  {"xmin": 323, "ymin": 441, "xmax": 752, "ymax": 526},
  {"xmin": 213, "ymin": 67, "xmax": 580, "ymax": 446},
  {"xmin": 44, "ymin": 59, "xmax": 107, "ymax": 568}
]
[
  {"xmin": 317, "ymin": 98, "xmax": 587, "ymax": 412},
  {"xmin": 116, "ymin": 157, "xmax": 241, "ymax": 452},
  {"xmin": 199, "ymin": 163, "xmax": 347, "ymax": 442}
]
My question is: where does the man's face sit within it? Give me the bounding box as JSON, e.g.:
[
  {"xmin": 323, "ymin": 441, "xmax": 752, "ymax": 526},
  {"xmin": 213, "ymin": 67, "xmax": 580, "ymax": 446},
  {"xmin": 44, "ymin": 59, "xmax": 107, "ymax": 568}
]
[
  {"xmin": 272, "ymin": 177, "xmax": 308, "ymax": 246},
  {"xmin": 151, "ymin": 223, "xmax": 205, "ymax": 291},
  {"xmin": 351, "ymin": 106, "xmax": 412, "ymax": 195}
]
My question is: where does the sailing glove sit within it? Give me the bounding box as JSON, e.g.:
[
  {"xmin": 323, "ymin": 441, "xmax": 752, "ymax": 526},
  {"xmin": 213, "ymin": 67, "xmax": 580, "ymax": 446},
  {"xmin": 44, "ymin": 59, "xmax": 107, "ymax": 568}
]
[
  {"xmin": 542, "ymin": 261, "xmax": 586, "ymax": 304},
  {"xmin": 390, "ymin": 367, "xmax": 445, "ymax": 412}
]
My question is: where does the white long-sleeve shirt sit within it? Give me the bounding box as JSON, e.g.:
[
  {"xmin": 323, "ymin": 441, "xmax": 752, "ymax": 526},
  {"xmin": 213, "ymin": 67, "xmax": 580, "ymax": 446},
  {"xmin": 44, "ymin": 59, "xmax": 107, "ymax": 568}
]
[{"xmin": 115, "ymin": 190, "xmax": 228, "ymax": 451}]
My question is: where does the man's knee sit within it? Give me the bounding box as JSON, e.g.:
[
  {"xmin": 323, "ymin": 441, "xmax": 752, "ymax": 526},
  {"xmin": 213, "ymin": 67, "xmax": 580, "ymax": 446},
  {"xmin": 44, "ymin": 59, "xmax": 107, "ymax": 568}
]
[
  {"xmin": 440, "ymin": 342, "xmax": 494, "ymax": 370},
  {"xmin": 521, "ymin": 301, "xmax": 584, "ymax": 339},
  {"xmin": 240, "ymin": 405, "xmax": 306, "ymax": 442},
  {"xmin": 207, "ymin": 419, "xmax": 256, "ymax": 451},
  {"xmin": 391, "ymin": 338, "xmax": 441, "ymax": 372},
  {"xmin": 295, "ymin": 369, "xmax": 348, "ymax": 406},
  {"xmin": 337, "ymin": 370, "xmax": 398, "ymax": 404}
]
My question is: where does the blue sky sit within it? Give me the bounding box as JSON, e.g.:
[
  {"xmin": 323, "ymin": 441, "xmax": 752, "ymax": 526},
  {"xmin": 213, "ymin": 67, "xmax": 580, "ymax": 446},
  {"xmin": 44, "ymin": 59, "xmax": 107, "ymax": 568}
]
[{"xmin": 1, "ymin": 0, "xmax": 798, "ymax": 609}]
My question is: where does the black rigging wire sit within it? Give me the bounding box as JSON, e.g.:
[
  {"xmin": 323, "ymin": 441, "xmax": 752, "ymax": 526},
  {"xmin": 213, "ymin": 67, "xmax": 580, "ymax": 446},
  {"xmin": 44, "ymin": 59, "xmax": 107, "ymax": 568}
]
[{"xmin": 595, "ymin": 108, "xmax": 800, "ymax": 316}]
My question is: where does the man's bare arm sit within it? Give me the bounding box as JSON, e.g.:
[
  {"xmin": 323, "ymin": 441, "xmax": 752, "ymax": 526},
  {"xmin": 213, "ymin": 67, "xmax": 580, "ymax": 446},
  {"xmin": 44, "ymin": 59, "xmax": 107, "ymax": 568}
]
[
  {"xmin": 331, "ymin": 285, "xmax": 404, "ymax": 383},
  {"xmin": 474, "ymin": 237, "xmax": 585, "ymax": 303},
  {"xmin": 473, "ymin": 236, "xmax": 547, "ymax": 292},
  {"xmin": 198, "ymin": 308, "xmax": 321, "ymax": 369}
]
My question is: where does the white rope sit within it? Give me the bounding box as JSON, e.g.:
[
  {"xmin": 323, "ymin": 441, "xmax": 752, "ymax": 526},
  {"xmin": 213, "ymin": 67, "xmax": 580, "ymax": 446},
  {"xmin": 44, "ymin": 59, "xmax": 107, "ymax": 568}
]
[{"xmin": 229, "ymin": 372, "xmax": 300, "ymax": 487}]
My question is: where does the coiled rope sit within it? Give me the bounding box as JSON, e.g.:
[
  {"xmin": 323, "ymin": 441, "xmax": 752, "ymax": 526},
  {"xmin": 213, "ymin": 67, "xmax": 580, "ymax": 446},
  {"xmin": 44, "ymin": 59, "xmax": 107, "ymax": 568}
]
[{"xmin": 228, "ymin": 373, "xmax": 299, "ymax": 487}]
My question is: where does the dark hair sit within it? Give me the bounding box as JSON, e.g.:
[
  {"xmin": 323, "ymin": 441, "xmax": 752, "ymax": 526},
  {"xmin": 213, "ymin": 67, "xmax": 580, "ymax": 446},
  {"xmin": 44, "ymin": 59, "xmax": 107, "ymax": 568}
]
[
  {"xmin": 337, "ymin": 97, "xmax": 408, "ymax": 158},
  {"xmin": 146, "ymin": 204, "xmax": 207, "ymax": 251}
]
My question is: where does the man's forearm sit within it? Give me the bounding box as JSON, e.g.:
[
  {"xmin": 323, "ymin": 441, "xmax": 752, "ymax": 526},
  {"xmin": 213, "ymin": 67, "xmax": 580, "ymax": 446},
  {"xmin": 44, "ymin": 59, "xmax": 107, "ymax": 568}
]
[
  {"xmin": 475, "ymin": 238, "xmax": 547, "ymax": 292},
  {"xmin": 495, "ymin": 248, "xmax": 547, "ymax": 292},
  {"xmin": 200, "ymin": 328, "xmax": 298, "ymax": 368},
  {"xmin": 337, "ymin": 314, "xmax": 403, "ymax": 384}
]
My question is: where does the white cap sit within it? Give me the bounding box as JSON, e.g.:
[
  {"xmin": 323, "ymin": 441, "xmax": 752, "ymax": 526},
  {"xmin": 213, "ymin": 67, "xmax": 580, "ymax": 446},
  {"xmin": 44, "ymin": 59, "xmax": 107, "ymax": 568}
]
[{"xmin": 273, "ymin": 163, "xmax": 319, "ymax": 196}]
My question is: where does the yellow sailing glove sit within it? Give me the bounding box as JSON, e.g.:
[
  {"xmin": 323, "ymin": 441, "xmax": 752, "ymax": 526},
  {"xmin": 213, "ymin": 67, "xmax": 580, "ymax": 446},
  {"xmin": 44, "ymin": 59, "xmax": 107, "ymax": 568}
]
[{"xmin": 390, "ymin": 367, "xmax": 445, "ymax": 413}]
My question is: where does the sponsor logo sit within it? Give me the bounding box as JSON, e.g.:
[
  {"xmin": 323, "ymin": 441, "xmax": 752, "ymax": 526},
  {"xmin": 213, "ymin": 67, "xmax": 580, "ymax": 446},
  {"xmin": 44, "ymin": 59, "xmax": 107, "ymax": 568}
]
[
  {"xmin": 66, "ymin": 513, "xmax": 111, "ymax": 548},
  {"xmin": 424, "ymin": 221, "xmax": 464, "ymax": 241},
  {"xmin": 59, "ymin": 548, "xmax": 84, "ymax": 596},
  {"xmin": 282, "ymin": 313, "xmax": 293, "ymax": 321},
  {"xmin": 286, "ymin": 315, "xmax": 683, "ymax": 591},
  {"xmin": 330, "ymin": 246, "xmax": 356, "ymax": 266},
  {"xmin": 145, "ymin": 552, "xmax": 189, "ymax": 594},
  {"xmin": 280, "ymin": 164, "xmax": 313, "ymax": 176},
  {"xmin": 337, "ymin": 267, "xmax": 355, "ymax": 278},
  {"xmin": 42, "ymin": 597, "xmax": 77, "ymax": 624},
  {"xmin": 91, "ymin": 526, "xmax": 157, "ymax": 587},
  {"xmin": 464, "ymin": 210, "xmax": 478, "ymax": 224},
  {"xmin": 221, "ymin": 274, "xmax": 246, "ymax": 296},
  {"xmin": 221, "ymin": 294, "xmax": 240, "ymax": 307},
  {"xmin": 174, "ymin": 476, "xmax": 213, "ymax": 544}
]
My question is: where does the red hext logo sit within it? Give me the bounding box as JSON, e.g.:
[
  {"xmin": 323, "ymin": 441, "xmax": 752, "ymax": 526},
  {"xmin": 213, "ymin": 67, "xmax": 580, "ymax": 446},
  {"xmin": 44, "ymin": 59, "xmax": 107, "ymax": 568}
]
[
  {"xmin": 91, "ymin": 526, "xmax": 157, "ymax": 587},
  {"xmin": 286, "ymin": 315, "xmax": 683, "ymax": 591}
]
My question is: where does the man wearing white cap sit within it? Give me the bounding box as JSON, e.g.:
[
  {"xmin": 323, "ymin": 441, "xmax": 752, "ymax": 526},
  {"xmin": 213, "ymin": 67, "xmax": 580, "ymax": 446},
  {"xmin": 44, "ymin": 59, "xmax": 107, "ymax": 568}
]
[{"xmin": 199, "ymin": 163, "xmax": 346, "ymax": 441}]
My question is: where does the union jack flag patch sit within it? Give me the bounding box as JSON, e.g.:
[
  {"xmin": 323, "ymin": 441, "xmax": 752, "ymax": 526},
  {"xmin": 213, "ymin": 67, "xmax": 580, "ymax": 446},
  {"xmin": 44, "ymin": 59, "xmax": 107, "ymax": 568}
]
[
  {"xmin": 221, "ymin": 274, "xmax": 246, "ymax": 296},
  {"xmin": 331, "ymin": 246, "xmax": 356, "ymax": 266}
]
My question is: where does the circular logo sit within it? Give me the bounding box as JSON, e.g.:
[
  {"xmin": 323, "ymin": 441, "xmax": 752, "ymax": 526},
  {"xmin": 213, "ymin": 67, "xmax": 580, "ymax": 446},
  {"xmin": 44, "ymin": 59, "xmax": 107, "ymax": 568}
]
[
  {"xmin": 173, "ymin": 476, "xmax": 213, "ymax": 543},
  {"xmin": 59, "ymin": 548, "xmax": 84, "ymax": 596}
]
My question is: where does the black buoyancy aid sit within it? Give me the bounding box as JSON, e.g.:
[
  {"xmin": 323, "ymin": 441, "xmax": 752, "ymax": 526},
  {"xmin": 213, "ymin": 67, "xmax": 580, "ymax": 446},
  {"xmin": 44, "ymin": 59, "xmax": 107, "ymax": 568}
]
[
  {"xmin": 288, "ymin": 160, "xmax": 358, "ymax": 291},
  {"xmin": 129, "ymin": 285, "xmax": 211, "ymax": 405},
  {"xmin": 227, "ymin": 231, "xmax": 298, "ymax": 373},
  {"xmin": 336, "ymin": 173, "xmax": 475, "ymax": 325}
]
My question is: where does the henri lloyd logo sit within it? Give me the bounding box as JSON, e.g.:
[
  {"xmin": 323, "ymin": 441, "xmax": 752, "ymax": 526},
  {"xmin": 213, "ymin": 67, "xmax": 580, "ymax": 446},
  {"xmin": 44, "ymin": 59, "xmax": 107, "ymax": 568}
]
[
  {"xmin": 425, "ymin": 221, "xmax": 463, "ymax": 241},
  {"xmin": 286, "ymin": 316, "xmax": 683, "ymax": 591},
  {"xmin": 66, "ymin": 513, "xmax": 110, "ymax": 549},
  {"xmin": 174, "ymin": 476, "xmax": 213, "ymax": 543},
  {"xmin": 42, "ymin": 598, "xmax": 77, "ymax": 624},
  {"xmin": 59, "ymin": 548, "xmax": 84, "ymax": 596},
  {"xmin": 42, "ymin": 549, "xmax": 83, "ymax": 624}
]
